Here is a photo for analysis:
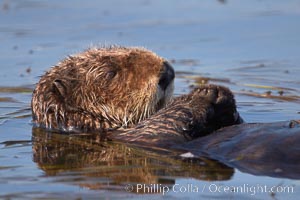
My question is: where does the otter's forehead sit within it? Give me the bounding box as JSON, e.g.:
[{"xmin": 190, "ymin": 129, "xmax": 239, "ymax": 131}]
[
  {"xmin": 82, "ymin": 47, "xmax": 162, "ymax": 59},
  {"xmin": 79, "ymin": 47, "xmax": 164, "ymax": 68}
]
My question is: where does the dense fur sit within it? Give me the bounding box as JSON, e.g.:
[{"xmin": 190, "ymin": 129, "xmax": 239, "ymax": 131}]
[{"xmin": 32, "ymin": 47, "xmax": 174, "ymax": 132}]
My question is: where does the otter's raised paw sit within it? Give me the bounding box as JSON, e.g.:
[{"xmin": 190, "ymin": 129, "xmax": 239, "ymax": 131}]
[
  {"xmin": 193, "ymin": 84, "xmax": 235, "ymax": 106},
  {"xmin": 191, "ymin": 84, "xmax": 243, "ymax": 131}
]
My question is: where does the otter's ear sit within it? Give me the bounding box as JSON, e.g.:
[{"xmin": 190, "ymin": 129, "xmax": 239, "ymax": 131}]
[{"xmin": 53, "ymin": 79, "xmax": 67, "ymax": 98}]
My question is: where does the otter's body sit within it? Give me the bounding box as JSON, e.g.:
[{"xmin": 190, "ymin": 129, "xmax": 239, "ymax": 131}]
[
  {"xmin": 32, "ymin": 47, "xmax": 174, "ymax": 132},
  {"xmin": 177, "ymin": 120, "xmax": 300, "ymax": 179}
]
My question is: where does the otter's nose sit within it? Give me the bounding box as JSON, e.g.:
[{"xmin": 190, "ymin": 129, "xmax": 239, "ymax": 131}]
[{"xmin": 159, "ymin": 61, "xmax": 175, "ymax": 91}]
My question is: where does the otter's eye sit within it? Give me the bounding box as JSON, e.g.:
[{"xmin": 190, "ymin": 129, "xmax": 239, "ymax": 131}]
[
  {"xmin": 158, "ymin": 61, "xmax": 175, "ymax": 91},
  {"xmin": 53, "ymin": 79, "xmax": 67, "ymax": 98},
  {"xmin": 106, "ymin": 70, "xmax": 117, "ymax": 80}
]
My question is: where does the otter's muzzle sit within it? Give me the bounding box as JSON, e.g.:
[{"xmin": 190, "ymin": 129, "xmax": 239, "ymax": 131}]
[{"xmin": 159, "ymin": 61, "xmax": 175, "ymax": 91}]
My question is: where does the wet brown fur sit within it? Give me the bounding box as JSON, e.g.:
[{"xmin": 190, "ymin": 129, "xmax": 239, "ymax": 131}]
[{"xmin": 31, "ymin": 46, "xmax": 174, "ymax": 132}]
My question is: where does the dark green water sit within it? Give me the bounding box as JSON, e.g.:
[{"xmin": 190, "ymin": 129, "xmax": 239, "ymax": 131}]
[{"xmin": 0, "ymin": 0, "xmax": 299, "ymax": 199}]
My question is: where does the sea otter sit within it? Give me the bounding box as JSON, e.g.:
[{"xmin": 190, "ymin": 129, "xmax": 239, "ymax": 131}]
[
  {"xmin": 32, "ymin": 46, "xmax": 175, "ymax": 132},
  {"xmin": 31, "ymin": 46, "xmax": 242, "ymax": 140},
  {"xmin": 31, "ymin": 46, "xmax": 300, "ymax": 181}
]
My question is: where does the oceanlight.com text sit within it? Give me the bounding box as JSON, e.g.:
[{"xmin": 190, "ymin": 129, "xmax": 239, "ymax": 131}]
[{"xmin": 125, "ymin": 183, "xmax": 294, "ymax": 196}]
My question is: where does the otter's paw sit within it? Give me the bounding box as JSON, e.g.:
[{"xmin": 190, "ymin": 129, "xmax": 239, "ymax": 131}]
[
  {"xmin": 192, "ymin": 84, "xmax": 243, "ymax": 130},
  {"xmin": 194, "ymin": 84, "xmax": 235, "ymax": 106}
]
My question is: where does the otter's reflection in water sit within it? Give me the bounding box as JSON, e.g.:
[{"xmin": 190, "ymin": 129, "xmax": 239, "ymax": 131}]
[{"xmin": 32, "ymin": 127, "xmax": 233, "ymax": 192}]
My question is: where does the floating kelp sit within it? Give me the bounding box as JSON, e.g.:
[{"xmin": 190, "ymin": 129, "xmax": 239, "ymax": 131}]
[
  {"xmin": 0, "ymin": 97, "xmax": 18, "ymax": 103},
  {"xmin": 177, "ymin": 74, "xmax": 232, "ymax": 85},
  {"xmin": 242, "ymin": 83, "xmax": 297, "ymax": 92},
  {"xmin": 237, "ymin": 90, "xmax": 300, "ymax": 102},
  {"xmin": 0, "ymin": 86, "xmax": 33, "ymax": 93}
]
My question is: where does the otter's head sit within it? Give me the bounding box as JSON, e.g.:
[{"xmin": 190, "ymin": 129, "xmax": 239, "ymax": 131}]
[{"xmin": 32, "ymin": 47, "xmax": 175, "ymax": 131}]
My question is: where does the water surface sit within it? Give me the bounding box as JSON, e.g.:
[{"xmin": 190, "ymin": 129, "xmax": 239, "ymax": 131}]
[{"xmin": 0, "ymin": 0, "xmax": 300, "ymax": 199}]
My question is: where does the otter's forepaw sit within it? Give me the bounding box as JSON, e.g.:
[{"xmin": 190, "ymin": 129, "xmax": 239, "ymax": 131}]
[
  {"xmin": 193, "ymin": 84, "xmax": 234, "ymax": 106},
  {"xmin": 191, "ymin": 84, "xmax": 243, "ymax": 133}
]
